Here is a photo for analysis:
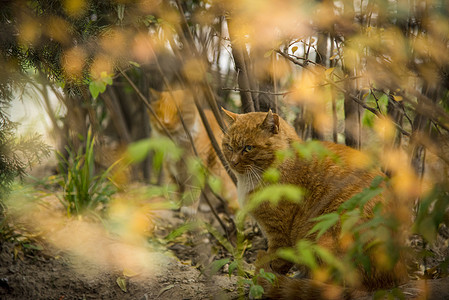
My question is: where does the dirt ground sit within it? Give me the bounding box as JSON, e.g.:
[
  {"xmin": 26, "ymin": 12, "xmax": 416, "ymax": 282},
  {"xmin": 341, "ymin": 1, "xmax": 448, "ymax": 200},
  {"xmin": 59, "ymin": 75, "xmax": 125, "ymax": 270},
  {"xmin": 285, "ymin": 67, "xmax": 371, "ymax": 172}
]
[
  {"xmin": 2, "ymin": 208, "xmax": 449, "ymax": 300},
  {"xmin": 1, "ymin": 186, "xmax": 449, "ymax": 300},
  {"xmin": 0, "ymin": 208, "xmax": 242, "ymax": 300},
  {"xmin": 0, "ymin": 241, "xmax": 233, "ymax": 300}
]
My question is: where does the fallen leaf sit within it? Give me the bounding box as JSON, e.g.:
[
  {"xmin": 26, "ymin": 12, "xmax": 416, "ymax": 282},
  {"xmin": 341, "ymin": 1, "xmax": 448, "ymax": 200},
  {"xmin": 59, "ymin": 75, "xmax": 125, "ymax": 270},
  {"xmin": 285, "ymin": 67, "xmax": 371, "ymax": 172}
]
[
  {"xmin": 123, "ymin": 268, "xmax": 140, "ymax": 278},
  {"xmin": 157, "ymin": 284, "xmax": 174, "ymax": 298},
  {"xmin": 116, "ymin": 276, "xmax": 127, "ymax": 293}
]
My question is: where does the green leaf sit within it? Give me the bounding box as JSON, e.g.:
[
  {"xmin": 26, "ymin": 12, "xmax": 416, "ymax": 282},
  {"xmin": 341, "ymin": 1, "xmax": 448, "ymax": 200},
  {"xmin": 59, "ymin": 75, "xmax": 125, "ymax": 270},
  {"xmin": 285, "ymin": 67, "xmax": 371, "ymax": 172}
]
[
  {"xmin": 370, "ymin": 176, "xmax": 385, "ymax": 188},
  {"xmin": 165, "ymin": 222, "xmax": 197, "ymax": 242},
  {"xmin": 313, "ymin": 246, "xmax": 344, "ymax": 271},
  {"xmin": 259, "ymin": 268, "xmax": 276, "ymax": 284},
  {"xmin": 249, "ymin": 284, "xmax": 264, "ymax": 299},
  {"xmin": 126, "ymin": 137, "xmax": 181, "ymax": 165},
  {"xmin": 208, "ymin": 176, "xmax": 222, "ymax": 194},
  {"xmin": 129, "ymin": 61, "xmax": 141, "ymax": 67},
  {"xmin": 413, "ymin": 185, "xmax": 449, "ymax": 243},
  {"xmin": 340, "ymin": 210, "xmax": 361, "ymax": 234},
  {"xmin": 22, "ymin": 243, "xmax": 43, "ymax": 251},
  {"xmin": 208, "ymin": 258, "xmax": 231, "ymax": 275},
  {"xmin": 127, "ymin": 139, "xmax": 152, "ymax": 163},
  {"xmin": 308, "ymin": 212, "xmax": 340, "ymax": 239},
  {"xmin": 263, "ymin": 168, "xmax": 280, "ymax": 183},
  {"xmin": 228, "ymin": 260, "xmax": 239, "ymax": 276},
  {"xmin": 292, "ymin": 141, "xmax": 337, "ymax": 162},
  {"xmin": 277, "ymin": 248, "xmax": 298, "ymax": 264},
  {"xmin": 338, "ymin": 186, "xmax": 383, "ymax": 214},
  {"xmin": 89, "ymin": 81, "xmax": 101, "ymax": 99},
  {"xmin": 103, "ymin": 75, "xmax": 113, "ymax": 85},
  {"xmin": 362, "ymin": 109, "xmax": 375, "ymax": 127},
  {"xmin": 246, "ymin": 184, "xmax": 303, "ymax": 212},
  {"xmin": 203, "ymin": 222, "xmax": 235, "ymax": 255},
  {"xmin": 296, "ymin": 240, "xmax": 317, "ymax": 269},
  {"xmin": 415, "ymin": 217, "xmax": 437, "ymax": 243}
]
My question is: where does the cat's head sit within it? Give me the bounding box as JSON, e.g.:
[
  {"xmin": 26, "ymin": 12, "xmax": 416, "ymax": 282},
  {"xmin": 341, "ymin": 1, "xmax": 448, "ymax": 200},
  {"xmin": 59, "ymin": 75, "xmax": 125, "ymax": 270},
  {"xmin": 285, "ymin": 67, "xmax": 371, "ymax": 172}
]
[
  {"xmin": 221, "ymin": 108, "xmax": 297, "ymax": 176},
  {"xmin": 149, "ymin": 89, "xmax": 197, "ymax": 136}
]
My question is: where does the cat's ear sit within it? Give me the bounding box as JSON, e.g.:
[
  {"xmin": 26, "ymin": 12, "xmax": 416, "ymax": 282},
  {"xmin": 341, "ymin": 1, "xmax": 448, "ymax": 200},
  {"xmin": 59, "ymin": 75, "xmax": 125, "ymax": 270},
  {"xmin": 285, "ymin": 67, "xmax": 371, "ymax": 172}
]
[
  {"xmin": 222, "ymin": 107, "xmax": 239, "ymax": 125},
  {"xmin": 260, "ymin": 109, "xmax": 280, "ymax": 134}
]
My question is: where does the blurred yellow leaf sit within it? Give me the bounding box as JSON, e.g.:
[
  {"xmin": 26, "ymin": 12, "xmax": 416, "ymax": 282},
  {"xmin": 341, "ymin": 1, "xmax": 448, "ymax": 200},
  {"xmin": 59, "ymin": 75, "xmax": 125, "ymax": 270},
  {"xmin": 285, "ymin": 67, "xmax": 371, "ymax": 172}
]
[
  {"xmin": 392, "ymin": 95, "xmax": 403, "ymax": 101},
  {"xmin": 183, "ymin": 58, "xmax": 205, "ymax": 82},
  {"xmin": 62, "ymin": 47, "xmax": 87, "ymax": 79},
  {"xmin": 291, "ymin": 46, "xmax": 298, "ymax": 54},
  {"xmin": 19, "ymin": 24, "xmax": 39, "ymax": 45},
  {"xmin": 180, "ymin": 259, "xmax": 192, "ymax": 265},
  {"xmin": 123, "ymin": 268, "xmax": 140, "ymax": 278},
  {"xmin": 374, "ymin": 117, "xmax": 396, "ymax": 142},
  {"xmin": 63, "ymin": 0, "xmax": 87, "ymax": 18}
]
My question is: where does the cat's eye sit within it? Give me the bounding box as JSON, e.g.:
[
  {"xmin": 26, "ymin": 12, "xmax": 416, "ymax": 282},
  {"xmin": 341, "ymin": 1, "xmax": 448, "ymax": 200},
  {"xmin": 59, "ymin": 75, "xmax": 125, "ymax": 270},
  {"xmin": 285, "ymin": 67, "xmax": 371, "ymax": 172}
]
[
  {"xmin": 243, "ymin": 145, "xmax": 253, "ymax": 152},
  {"xmin": 225, "ymin": 144, "xmax": 233, "ymax": 152}
]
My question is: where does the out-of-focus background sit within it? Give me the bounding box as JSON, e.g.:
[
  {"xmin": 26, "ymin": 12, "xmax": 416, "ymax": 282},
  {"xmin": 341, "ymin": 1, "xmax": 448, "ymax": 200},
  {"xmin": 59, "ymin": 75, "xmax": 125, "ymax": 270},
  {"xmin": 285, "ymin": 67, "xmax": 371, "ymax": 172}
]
[{"xmin": 1, "ymin": 0, "xmax": 449, "ymax": 299}]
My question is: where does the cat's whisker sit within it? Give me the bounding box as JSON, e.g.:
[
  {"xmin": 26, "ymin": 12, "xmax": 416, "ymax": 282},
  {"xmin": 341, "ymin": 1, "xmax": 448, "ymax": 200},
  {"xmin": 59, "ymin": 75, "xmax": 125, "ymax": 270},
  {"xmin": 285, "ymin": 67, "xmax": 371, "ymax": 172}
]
[
  {"xmin": 250, "ymin": 165, "xmax": 263, "ymax": 181},
  {"xmin": 245, "ymin": 165, "xmax": 264, "ymax": 192}
]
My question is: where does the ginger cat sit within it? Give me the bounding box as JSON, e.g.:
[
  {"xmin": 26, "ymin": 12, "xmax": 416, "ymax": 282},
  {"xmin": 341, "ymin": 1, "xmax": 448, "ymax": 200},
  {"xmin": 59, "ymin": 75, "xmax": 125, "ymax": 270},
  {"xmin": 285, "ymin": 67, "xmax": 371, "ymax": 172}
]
[
  {"xmin": 221, "ymin": 109, "xmax": 408, "ymax": 299},
  {"xmin": 149, "ymin": 88, "xmax": 237, "ymax": 212}
]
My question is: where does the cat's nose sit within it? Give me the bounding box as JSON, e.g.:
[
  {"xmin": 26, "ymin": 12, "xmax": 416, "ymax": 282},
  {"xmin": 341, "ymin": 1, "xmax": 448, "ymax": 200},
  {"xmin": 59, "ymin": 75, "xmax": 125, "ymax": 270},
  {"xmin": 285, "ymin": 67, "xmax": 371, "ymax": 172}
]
[{"xmin": 230, "ymin": 154, "xmax": 240, "ymax": 168}]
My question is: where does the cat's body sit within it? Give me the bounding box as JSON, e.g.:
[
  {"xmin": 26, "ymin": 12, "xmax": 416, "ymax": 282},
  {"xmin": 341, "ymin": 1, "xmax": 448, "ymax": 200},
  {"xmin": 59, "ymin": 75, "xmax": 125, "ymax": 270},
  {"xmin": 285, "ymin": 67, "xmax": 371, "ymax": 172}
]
[
  {"xmin": 222, "ymin": 109, "xmax": 408, "ymax": 299},
  {"xmin": 149, "ymin": 89, "xmax": 237, "ymax": 211}
]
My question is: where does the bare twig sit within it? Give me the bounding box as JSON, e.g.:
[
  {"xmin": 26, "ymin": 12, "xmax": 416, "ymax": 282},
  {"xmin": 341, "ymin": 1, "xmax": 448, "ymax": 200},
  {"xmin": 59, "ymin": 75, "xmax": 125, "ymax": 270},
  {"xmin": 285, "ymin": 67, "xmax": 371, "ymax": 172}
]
[
  {"xmin": 190, "ymin": 89, "xmax": 238, "ymax": 185},
  {"xmin": 222, "ymin": 87, "xmax": 290, "ymax": 96},
  {"xmin": 370, "ymin": 88, "xmax": 385, "ymax": 115},
  {"xmin": 202, "ymin": 184, "xmax": 235, "ymax": 244}
]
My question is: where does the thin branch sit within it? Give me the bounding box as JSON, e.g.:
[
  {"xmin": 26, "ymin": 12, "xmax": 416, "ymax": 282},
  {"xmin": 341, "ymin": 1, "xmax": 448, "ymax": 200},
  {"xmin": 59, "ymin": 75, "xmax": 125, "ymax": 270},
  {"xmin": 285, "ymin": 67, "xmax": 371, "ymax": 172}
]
[
  {"xmin": 190, "ymin": 88, "xmax": 238, "ymax": 185},
  {"xmin": 370, "ymin": 88, "xmax": 384, "ymax": 115},
  {"xmin": 202, "ymin": 184, "xmax": 235, "ymax": 244},
  {"xmin": 222, "ymin": 87, "xmax": 290, "ymax": 96}
]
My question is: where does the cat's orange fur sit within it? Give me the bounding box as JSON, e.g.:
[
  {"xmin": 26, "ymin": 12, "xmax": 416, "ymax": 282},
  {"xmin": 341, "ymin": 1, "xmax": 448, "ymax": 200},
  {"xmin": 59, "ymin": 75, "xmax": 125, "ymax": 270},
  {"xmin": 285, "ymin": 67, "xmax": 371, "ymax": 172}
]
[
  {"xmin": 149, "ymin": 89, "xmax": 237, "ymax": 210},
  {"xmin": 221, "ymin": 108, "xmax": 408, "ymax": 299}
]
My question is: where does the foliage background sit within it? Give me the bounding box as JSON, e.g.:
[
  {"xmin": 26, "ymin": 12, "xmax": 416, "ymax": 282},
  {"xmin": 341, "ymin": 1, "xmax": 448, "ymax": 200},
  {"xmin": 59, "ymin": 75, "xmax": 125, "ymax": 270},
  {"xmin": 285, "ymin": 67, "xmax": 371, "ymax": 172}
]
[{"xmin": 1, "ymin": 0, "xmax": 449, "ymax": 298}]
